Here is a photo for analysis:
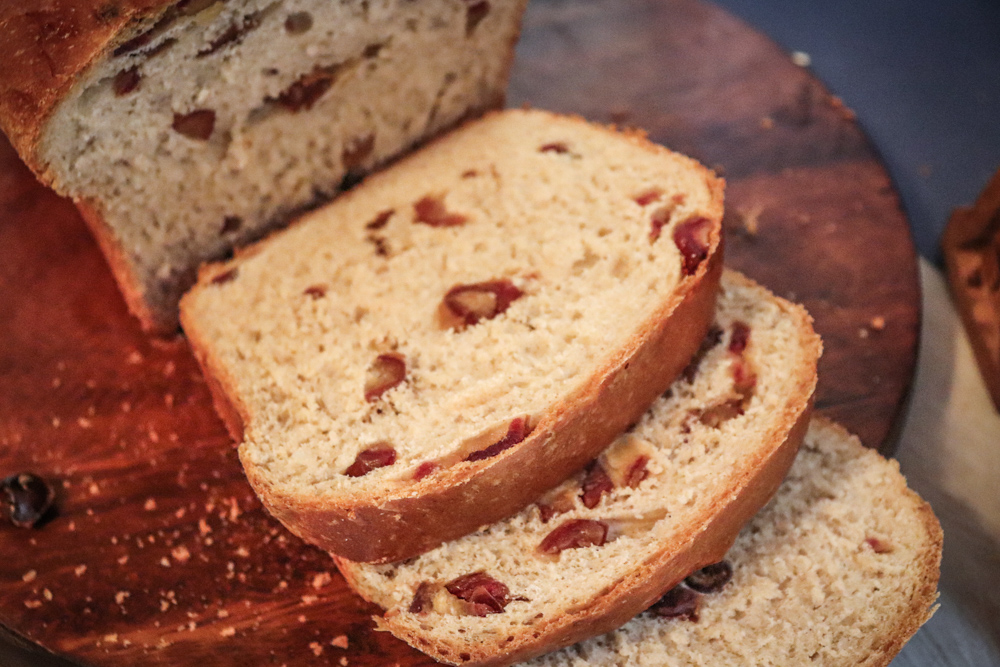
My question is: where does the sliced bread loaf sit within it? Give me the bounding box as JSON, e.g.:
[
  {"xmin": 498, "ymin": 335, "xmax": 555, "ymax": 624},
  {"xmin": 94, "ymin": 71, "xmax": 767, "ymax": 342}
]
[
  {"xmin": 524, "ymin": 417, "xmax": 943, "ymax": 667},
  {"xmin": 335, "ymin": 269, "xmax": 822, "ymax": 665},
  {"xmin": 0, "ymin": 0, "xmax": 528, "ymax": 332},
  {"xmin": 180, "ymin": 109, "xmax": 726, "ymax": 563}
]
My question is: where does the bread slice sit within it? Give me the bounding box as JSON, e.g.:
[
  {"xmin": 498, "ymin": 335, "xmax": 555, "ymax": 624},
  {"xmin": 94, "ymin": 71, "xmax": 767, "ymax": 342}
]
[
  {"xmin": 180, "ymin": 108, "xmax": 725, "ymax": 563},
  {"xmin": 524, "ymin": 417, "xmax": 942, "ymax": 667},
  {"xmin": 335, "ymin": 269, "xmax": 822, "ymax": 665},
  {"xmin": 0, "ymin": 0, "xmax": 528, "ymax": 332}
]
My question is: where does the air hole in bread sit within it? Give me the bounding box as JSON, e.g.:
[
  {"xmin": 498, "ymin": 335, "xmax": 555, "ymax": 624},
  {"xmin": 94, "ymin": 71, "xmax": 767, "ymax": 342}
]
[
  {"xmin": 221, "ymin": 215, "xmax": 242, "ymax": 235},
  {"xmin": 465, "ymin": 0, "xmax": 490, "ymax": 34}
]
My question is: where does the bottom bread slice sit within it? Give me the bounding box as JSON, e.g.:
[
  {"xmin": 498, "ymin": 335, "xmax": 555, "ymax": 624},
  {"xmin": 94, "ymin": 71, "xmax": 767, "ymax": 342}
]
[
  {"xmin": 335, "ymin": 270, "xmax": 822, "ymax": 666},
  {"xmin": 525, "ymin": 417, "xmax": 943, "ymax": 667}
]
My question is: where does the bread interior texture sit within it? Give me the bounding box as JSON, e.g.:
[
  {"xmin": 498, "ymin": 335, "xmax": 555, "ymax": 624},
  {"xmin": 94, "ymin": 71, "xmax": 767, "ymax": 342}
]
[
  {"xmin": 181, "ymin": 111, "xmax": 723, "ymax": 498},
  {"xmin": 339, "ymin": 272, "xmax": 820, "ymax": 655},
  {"xmin": 39, "ymin": 0, "xmax": 526, "ymax": 329}
]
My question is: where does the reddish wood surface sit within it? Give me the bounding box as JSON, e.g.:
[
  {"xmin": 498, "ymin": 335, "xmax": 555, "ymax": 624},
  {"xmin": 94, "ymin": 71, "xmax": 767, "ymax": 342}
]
[{"xmin": 0, "ymin": 0, "xmax": 919, "ymax": 665}]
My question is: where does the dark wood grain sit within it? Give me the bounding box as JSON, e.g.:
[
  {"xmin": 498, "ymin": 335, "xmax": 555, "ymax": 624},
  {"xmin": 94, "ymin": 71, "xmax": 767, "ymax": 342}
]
[{"xmin": 0, "ymin": 0, "xmax": 919, "ymax": 664}]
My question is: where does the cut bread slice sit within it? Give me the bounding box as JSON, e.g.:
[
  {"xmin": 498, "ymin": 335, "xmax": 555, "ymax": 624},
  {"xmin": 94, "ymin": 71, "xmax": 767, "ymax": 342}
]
[
  {"xmin": 335, "ymin": 269, "xmax": 822, "ymax": 665},
  {"xmin": 0, "ymin": 0, "xmax": 528, "ymax": 332},
  {"xmin": 180, "ymin": 109, "xmax": 726, "ymax": 563},
  {"xmin": 524, "ymin": 417, "xmax": 942, "ymax": 667}
]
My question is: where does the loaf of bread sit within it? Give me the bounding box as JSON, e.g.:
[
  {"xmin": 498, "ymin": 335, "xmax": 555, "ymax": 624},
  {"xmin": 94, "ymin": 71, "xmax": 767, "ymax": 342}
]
[
  {"xmin": 180, "ymin": 108, "xmax": 725, "ymax": 563},
  {"xmin": 335, "ymin": 270, "xmax": 822, "ymax": 665},
  {"xmin": 0, "ymin": 0, "xmax": 528, "ymax": 332},
  {"xmin": 524, "ymin": 417, "xmax": 942, "ymax": 667}
]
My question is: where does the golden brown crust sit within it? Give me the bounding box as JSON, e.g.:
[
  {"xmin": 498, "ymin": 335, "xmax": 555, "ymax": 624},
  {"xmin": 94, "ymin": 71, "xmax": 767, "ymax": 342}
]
[
  {"xmin": 0, "ymin": 0, "xmax": 172, "ymax": 182},
  {"xmin": 181, "ymin": 133, "xmax": 725, "ymax": 563}
]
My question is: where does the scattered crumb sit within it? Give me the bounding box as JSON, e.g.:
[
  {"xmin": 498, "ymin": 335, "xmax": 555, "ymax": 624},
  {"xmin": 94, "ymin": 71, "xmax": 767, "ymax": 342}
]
[
  {"xmin": 78, "ymin": 417, "xmax": 93, "ymax": 429},
  {"xmin": 128, "ymin": 351, "xmax": 143, "ymax": 365},
  {"xmin": 870, "ymin": 316, "xmax": 886, "ymax": 331},
  {"xmin": 199, "ymin": 518, "xmax": 212, "ymax": 536},
  {"xmin": 301, "ymin": 595, "xmax": 318, "ymax": 605},
  {"xmin": 298, "ymin": 615, "xmax": 307, "ymax": 623},
  {"xmin": 330, "ymin": 635, "xmax": 349, "ymax": 649},
  {"xmin": 791, "ymin": 51, "xmax": 811, "ymax": 67},
  {"xmin": 144, "ymin": 498, "xmax": 158, "ymax": 511},
  {"xmin": 164, "ymin": 361, "xmax": 176, "ymax": 377},
  {"xmin": 309, "ymin": 642, "xmax": 324, "ymax": 657},
  {"xmin": 858, "ymin": 328, "xmax": 870, "ymax": 339},
  {"xmin": 118, "ymin": 555, "xmax": 129, "ymax": 565},
  {"xmin": 43, "ymin": 589, "xmax": 53, "ymax": 601},
  {"xmin": 175, "ymin": 507, "xmax": 187, "ymax": 519},
  {"xmin": 103, "ymin": 634, "xmax": 118, "ymax": 643},
  {"xmin": 220, "ymin": 627, "xmax": 236, "ymax": 638},
  {"xmin": 75, "ymin": 565, "xmax": 87, "ymax": 577},
  {"xmin": 22, "ymin": 570, "xmax": 37, "ymax": 583},
  {"xmin": 277, "ymin": 580, "xmax": 289, "ymax": 590},
  {"xmin": 160, "ymin": 557, "xmax": 172, "ymax": 568},
  {"xmin": 24, "ymin": 599, "xmax": 42, "ymax": 609},
  {"xmin": 312, "ymin": 572, "xmax": 332, "ymax": 590},
  {"xmin": 68, "ymin": 521, "xmax": 77, "ymax": 531},
  {"xmin": 235, "ymin": 546, "xmax": 250, "ymax": 558},
  {"xmin": 115, "ymin": 591, "xmax": 130, "ymax": 605},
  {"xmin": 217, "ymin": 609, "xmax": 230, "ymax": 619},
  {"xmin": 164, "ymin": 393, "xmax": 175, "ymax": 408},
  {"xmin": 340, "ymin": 658, "xmax": 348, "ymax": 666},
  {"xmin": 171, "ymin": 545, "xmax": 191, "ymax": 564},
  {"xmin": 52, "ymin": 417, "xmax": 61, "ymax": 428},
  {"xmin": 121, "ymin": 401, "xmax": 132, "ymax": 413},
  {"xmin": 760, "ymin": 116, "xmax": 774, "ymax": 130},
  {"xmin": 160, "ymin": 600, "xmax": 170, "ymax": 612},
  {"xmin": 88, "ymin": 482, "xmax": 100, "ymax": 495},
  {"xmin": 737, "ymin": 205, "xmax": 763, "ymax": 236}
]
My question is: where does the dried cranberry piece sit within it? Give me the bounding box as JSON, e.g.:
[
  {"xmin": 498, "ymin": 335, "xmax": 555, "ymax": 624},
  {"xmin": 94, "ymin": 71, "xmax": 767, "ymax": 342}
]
[
  {"xmin": 113, "ymin": 68, "xmax": 141, "ymax": 96},
  {"xmin": 684, "ymin": 561, "xmax": 732, "ymax": 593},
  {"xmin": 2, "ymin": 473, "xmax": 55, "ymax": 528},
  {"xmin": 364, "ymin": 353, "xmax": 406, "ymax": 402},
  {"xmin": 731, "ymin": 358, "xmax": 757, "ymax": 396},
  {"xmin": 211, "ymin": 268, "xmax": 238, "ymax": 285},
  {"xmin": 698, "ymin": 398, "xmax": 745, "ymax": 427},
  {"xmin": 221, "ymin": 215, "xmax": 242, "ymax": 234},
  {"xmin": 465, "ymin": 417, "xmax": 531, "ymax": 462},
  {"xmin": 303, "ymin": 284, "xmax": 327, "ymax": 299},
  {"xmin": 408, "ymin": 581, "xmax": 435, "ymax": 614},
  {"xmin": 366, "ymin": 209, "xmax": 394, "ymax": 230},
  {"xmin": 444, "ymin": 279, "xmax": 523, "ymax": 327},
  {"xmin": 672, "ymin": 217, "xmax": 713, "ymax": 276},
  {"xmin": 464, "ymin": 0, "xmax": 490, "ymax": 34},
  {"xmin": 728, "ymin": 321, "xmax": 751, "ymax": 354},
  {"xmin": 343, "ymin": 134, "xmax": 375, "ymax": 169},
  {"xmin": 445, "ymin": 572, "xmax": 511, "ymax": 616},
  {"xmin": 413, "ymin": 461, "xmax": 440, "ymax": 480},
  {"xmin": 634, "ymin": 188, "xmax": 663, "ymax": 207},
  {"xmin": 865, "ymin": 536, "xmax": 893, "ymax": 554},
  {"xmin": 681, "ymin": 325, "xmax": 724, "ymax": 383},
  {"xmin": 414, "ymin": 196, "xmax": 467, "ymax": 227},
  {"xmin": 172, "ymin": 109, "xmax": 216, "ymax": 140},
  {"xmin": 650, "ymin": 584, "xmax": 700, "ymax": 621},
  {"xmin": 273, "ymin": 66, "xmax": 338, "ymax": 111},
  {"xmin": 580, "ymin": 460, "xmax": 614, "ymax": 509},
  {"xmin": 344, "ymin": 443, "xmax": 397, "ymax": 477},
  {"xmin": 284, "ymin": 11, "xmax": 313, "ymax": 34},
  {"xmin": 539, "ymin": 142, "xmax": 569, "ymax": 154},
  {"xmin": 537, "ymin": 519, "xmax": 608, "ymax": 555}
]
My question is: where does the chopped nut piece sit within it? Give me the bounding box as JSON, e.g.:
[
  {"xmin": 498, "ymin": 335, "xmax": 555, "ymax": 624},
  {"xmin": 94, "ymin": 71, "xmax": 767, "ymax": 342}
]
[
  {"xmin": 364, "ymin": 353, "xmax": 406, "ymax": 402},
  {"xmin": 580, "ymin": 460, "xmax": 613, "ymax": 509},
  {"xmin": 113, "ymin": 68, "xmax": 141, "ymax": 96},
  {"xmin": 443, "ymin": 279, "xmax": 523, "ymax": 328},
  {"xmin": 601, "ymin": 435, "xmax": 656, "ymax": 488}
]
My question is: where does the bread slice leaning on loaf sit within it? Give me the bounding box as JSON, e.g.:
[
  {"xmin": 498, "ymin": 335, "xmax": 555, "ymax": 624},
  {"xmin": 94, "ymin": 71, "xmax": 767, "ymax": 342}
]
[
  {"xmin": 335, "ymin": 270, "xmax": 822, "ymax": 665},
  {"xmin": 180, "ymin": 109, "xmax": 726, "ymax": 563},
  {"xmin": 524, "ymin": 417, "xmax": 943, "ymax": 667},
  {"xmin": 0, "ymin": 0, "xmax": 528, "ymax": 332}
]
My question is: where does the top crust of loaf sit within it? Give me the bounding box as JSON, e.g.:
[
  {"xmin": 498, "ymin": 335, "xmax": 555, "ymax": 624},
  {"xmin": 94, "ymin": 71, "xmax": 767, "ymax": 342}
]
[
  {"xmin": 181, "ymin": 108, "xmax": 725, "ymax": 562},
  {"xmin": 0, "ymin": 0, "xmax": 175, "ymax": 181},
  {"xmin": 524, "ymin": 417, "xmax": 942, "ymax": 667}
]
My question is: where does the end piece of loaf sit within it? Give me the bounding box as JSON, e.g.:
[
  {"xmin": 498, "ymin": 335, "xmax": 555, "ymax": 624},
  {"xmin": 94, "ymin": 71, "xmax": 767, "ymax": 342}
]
[
  {"xmin": 524, "ymin": 417, "xmax": 942, "ymax": 667},
  {"xmin": 180, "ymin": 108, "xmax": 726, "ymax": 562},
  {"xmin": 0, "ymin": 0, "xmax": 528, "ymax": 331},
  {"xmin": 335, "ymin": 269, "xmax": 822, "ymax": 665}
]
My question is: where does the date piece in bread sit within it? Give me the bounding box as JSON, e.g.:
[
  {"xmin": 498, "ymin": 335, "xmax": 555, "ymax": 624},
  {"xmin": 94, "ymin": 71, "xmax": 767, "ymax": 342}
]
[
  {"xmin": 0, "ymin": 0, "xmax": 528, "ymax": 332},
  {"xmin": 180, "ymin": 109, "xmax": 725, "ymax": 563},
  {"xmin": 524, "ymin": 418, "xmax": 942, "ymax": 667},
  {"xmin": 336, "ymin": 270, "xmax": 822, "ymax": 665}
]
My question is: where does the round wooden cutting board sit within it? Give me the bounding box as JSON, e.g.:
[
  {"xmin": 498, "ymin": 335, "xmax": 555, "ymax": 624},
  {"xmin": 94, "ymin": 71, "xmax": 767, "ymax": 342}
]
[{"xmin": 0, "ymin": 0, "xmax": 919, "ymax": 665}]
